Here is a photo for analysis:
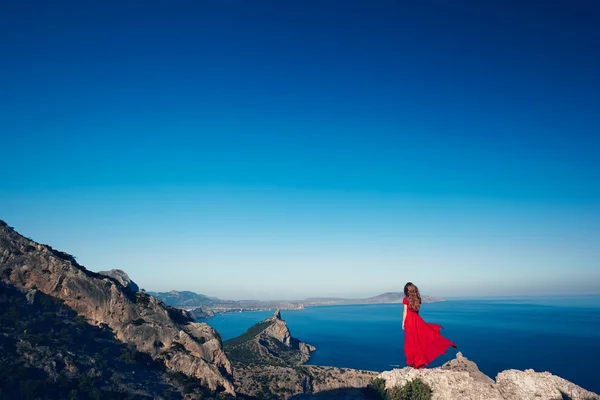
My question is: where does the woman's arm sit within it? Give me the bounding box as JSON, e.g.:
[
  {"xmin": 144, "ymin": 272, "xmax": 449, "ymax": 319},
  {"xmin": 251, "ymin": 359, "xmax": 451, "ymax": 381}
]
[{"xmin": 402, "ymin": 304, "xmax": 407, "ymax": 330}]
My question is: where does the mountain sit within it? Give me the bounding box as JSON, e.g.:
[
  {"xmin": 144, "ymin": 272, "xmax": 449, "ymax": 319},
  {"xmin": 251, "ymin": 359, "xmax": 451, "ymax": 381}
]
[
  {"xmin": 302, "ymin": 292, "xmax": 443, "ymax": 306},
  {"xmin": 149, "ymin": 290, "xmax": 305, "ymax": 314},
  {"xmin": 148, "ymin": 290, "xmax": 218, "ymax": 308},
  {"xmin": 188, "ymin": 304, "xmax": 216, "ymax": 319},
  {"xmin": 0, "ymin": 220, "xmax": 234, "ymax": 395},
  {"xmin": 98, "ymin": 269, "xmax": 139, "ymax": 293},
  {"xmin": 0, "ymin": 281, "xmax": 232, "ymax": 399},
  {"xmin": 224, "ymin": 310, "xmax": 316, "ymax": 367},
  {"xmin": 223, "ymin": 310, "xmax": 376, "ymax": 399},
  {"xmin": 149, "ymin": 290, "xmax": 441, "ymax": 317}
]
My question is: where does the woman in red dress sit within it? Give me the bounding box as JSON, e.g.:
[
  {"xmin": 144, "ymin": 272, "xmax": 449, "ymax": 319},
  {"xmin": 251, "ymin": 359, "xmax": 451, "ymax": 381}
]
[{"xmin": 402, "ymin": 282, "xmax": 456, "ymax": 368}]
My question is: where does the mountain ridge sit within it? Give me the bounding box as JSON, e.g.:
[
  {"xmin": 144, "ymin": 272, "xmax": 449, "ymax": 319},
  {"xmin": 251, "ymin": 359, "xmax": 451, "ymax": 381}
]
[
  {"xmin": 224, "ymin": 310, "xmax": 316, "ymax": 367},
  {"xmin": 150, "ymin": 290, "xmax": 443, "ymax": 316},
  {"xmin": 0, "ymin": 220, "xmax": 235, "ymax": 394},
  {"xmin": 0, "ymin": 281, "xmax": 235, "ymax": 399}
]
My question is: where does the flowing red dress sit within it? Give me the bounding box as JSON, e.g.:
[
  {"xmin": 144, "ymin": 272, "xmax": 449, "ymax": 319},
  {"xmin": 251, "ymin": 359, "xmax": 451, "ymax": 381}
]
[{"xmin": 403, "ymin": 297, "xmax": 456, "ymax": 368}]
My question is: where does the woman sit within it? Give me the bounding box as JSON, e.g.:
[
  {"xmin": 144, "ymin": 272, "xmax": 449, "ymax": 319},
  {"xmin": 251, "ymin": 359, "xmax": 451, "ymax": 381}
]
[{"xmin": 402, "ymin": 282, "xmax": 456, "ymax": 368}]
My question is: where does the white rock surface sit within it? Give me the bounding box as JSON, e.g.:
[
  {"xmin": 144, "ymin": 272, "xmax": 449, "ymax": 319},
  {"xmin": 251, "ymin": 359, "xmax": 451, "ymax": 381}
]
[
  {"xmin": 496, "ymin": 369, "xmax": 599, "ymax": 400},
  {"xmin": 379, "ymin": 353, "xmax": 599, "ymax": 400}
]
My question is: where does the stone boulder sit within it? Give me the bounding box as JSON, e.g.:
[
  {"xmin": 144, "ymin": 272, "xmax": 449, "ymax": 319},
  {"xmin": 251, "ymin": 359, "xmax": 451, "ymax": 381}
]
[
  {"xmin": 98, "ymin": 269, "xmax": 139, "ymax": 293},
  {"xmin": 496, "ymin": 369, "xmax": 599, "ymax": 400}
]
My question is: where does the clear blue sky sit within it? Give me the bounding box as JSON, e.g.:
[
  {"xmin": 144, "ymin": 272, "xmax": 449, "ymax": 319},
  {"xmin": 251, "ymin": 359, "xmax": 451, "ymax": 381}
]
[{"xmin": 1, "ymin": 1, "xmax": 599, "ymax": 299}]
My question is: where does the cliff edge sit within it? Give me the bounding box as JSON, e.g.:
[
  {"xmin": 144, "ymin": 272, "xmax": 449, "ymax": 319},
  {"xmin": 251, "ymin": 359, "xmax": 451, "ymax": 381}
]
[
  {"xmin": 379, "ymin": 352, "xmax": 599, "ymax": 400},
  {"xmin": 0, "ymin": 220, "xmax": 234, "ymax": 394}
]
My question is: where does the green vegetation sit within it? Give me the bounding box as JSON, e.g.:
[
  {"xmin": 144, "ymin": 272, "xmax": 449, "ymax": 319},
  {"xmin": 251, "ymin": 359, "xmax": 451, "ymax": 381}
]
[
  {"xmin": 225, "ymin": 333, "xmax": 302, "ymax": 366},
  {"xmin": 364, "ymin": 378, "xmax": 432, "ymax": 400},
  {"xmin": 226, "ymin": 343, "xmax": 271, "ymax": 366},
  {"xmin": 364, "ymin": 378, "xmax": 388, "ymax": 399},
  {"xmin": 223, "ymin": 320, "xmax": 274, "ymax": 347}
]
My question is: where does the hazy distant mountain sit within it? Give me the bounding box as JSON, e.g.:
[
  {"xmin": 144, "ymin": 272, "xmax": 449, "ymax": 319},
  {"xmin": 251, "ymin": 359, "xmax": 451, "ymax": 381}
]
[
  {"xmin": 148, "ymin": 290, "xmax": 219, "ymax": 307},
  {"xmin": 149, "ymin": 290, "xmax": 443, "ymax": 316},
  {"xmin": 303, "ymin": 292, "xmax": 443, "ymax": 306},
  {"xmin": 149, "ymin": 290, "xmax": 306, "ymax": 313}
]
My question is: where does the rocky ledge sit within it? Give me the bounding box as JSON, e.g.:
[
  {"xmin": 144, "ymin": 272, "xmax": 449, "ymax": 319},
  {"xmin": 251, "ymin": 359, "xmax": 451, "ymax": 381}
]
[{"xmin": 379, "ymin": 352, "xmax": 599, "ymax": 400}]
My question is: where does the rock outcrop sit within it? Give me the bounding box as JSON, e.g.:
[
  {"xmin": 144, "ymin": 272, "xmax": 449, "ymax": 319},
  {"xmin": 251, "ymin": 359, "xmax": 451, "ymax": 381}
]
[
  {"xmin": 379, "ymin": 352, "xmax": 599, "ymax": 400},
  {"xmin": 189, "ymin": 304, "xmax": 215, "ymax": 319},
  {"xmin": 98, "ymin": 269, "xmax": 139, "ymax": 293},
  {"xmin": 0, "ymin": 220, "xmax": 234, "ymax": 394},
  {"xmin": 224, "ymin": 309, "xmax": 316, "ymax": 366},
  {"xmin": 496, "ymin": 369, "xmax": 599, "ymax": 400},
  {"xmin": 0, "ymin": 281, "xmax": 233, "ymax": 400}
]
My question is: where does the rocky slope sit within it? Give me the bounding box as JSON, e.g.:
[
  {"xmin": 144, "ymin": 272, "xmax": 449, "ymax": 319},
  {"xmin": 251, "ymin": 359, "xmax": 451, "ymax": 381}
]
[
  {"xmin": 98, "ymin": 269, "xmax": 140, "ymax": 293},
  {"xmin": 379, "ymin": 352, "xmax": 599, "ymax": 400},
  {"xmin": 149, "ymin": 290, "xmax": 219, "ymax": 308},
  {"xmin": 224, "ymin": 310, "xmax": 316, "ymax": 366},
  {"xmin": 189, "ymin": 304, "xmax": 216, "ymax": 319},
  {"xmin": 0, "ymin": 220, "xmax": 234, "ymax": 394},
  {"xmin": 0, "ymin": 281, "xmax": 234, "ymax": 400}
]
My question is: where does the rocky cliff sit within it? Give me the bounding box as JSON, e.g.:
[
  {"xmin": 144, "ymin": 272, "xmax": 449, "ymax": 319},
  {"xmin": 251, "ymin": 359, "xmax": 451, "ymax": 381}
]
[
  {"xmin": 0, "ymin": 220, "xmax": 234, "ymax": 394},
  {"xmin": 379, "ymin": 352, "xmax": 599, "ymax": 400},
  {"xmin": 0, "ymin": 281, "xmax": 234, "ymax": 399},
  {"xmin": 98, "ymin": 269, "xmax": 140, "ymax": 293},
  {"xmin": 189, "ymin": 304, "xmax": 216, "ymax": 319},
  {"xmin": 224, "ymin": 310, "xmax": 316, "ymax": 366}
]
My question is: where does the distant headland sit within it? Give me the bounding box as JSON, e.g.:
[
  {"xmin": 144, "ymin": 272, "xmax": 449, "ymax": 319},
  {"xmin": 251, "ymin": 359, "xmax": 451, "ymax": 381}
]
[{"xmin": 148, "ymin": 290, "xmax": 444, "ymax": 317}]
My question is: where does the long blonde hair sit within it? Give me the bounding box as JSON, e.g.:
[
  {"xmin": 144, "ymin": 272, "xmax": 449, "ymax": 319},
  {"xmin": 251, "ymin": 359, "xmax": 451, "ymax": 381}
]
[{"xmin": 404, "ymin": 282, "xmax": 421, "ymax": 312}]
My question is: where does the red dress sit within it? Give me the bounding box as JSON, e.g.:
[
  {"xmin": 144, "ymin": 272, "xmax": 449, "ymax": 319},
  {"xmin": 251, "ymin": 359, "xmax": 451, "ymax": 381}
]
[{"xmin": 403, "ymin": 297, "xmax": 456, "ymax": 368}]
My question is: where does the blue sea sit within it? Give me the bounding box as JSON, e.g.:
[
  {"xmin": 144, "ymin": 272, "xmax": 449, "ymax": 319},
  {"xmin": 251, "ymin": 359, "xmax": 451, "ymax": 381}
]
[{"xmin": 203, "ymin": 296, "xmax": 600, "ymax": 394}]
